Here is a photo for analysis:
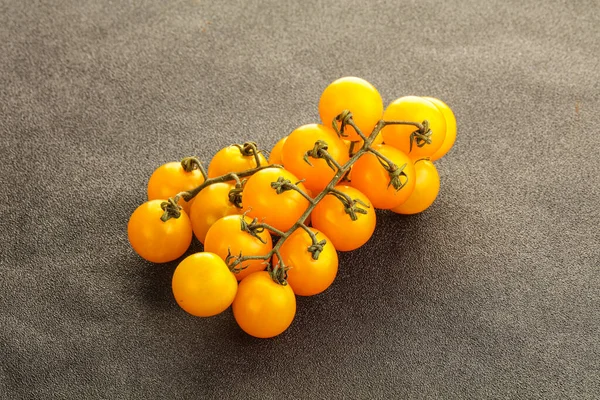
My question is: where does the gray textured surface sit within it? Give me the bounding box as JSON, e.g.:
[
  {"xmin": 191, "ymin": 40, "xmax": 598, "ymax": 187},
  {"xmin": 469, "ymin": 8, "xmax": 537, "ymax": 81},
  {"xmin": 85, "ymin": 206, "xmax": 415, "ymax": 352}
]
[{"xmin": 1, "ymin": 0, "xmax": 599, "ymax": 398}]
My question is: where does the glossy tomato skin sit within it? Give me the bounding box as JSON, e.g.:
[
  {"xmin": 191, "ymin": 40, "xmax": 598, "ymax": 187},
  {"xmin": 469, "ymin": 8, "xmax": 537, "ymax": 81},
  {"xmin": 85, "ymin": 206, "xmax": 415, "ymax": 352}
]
[
  {"xmin": 350, "ymin": 144, "xmax": 416, "ymax": 209},
  {"xmin": 204, "ymin": 215, "xmax": 273, "ymax": 281},
  {"xmin": 382, "ymin": 96, "xmax": 447, "ymax": 160},
  {"xmin": 243, "ymin": 167, "xmax": 310, "ymax": 233},
  {"xmin": 319, "ymin": 77, "xmax": 384, "ymax": 141},
  {"xmin": 232, "ymin": 271, "xmax": 296, "ymax": 338},
  {"xmin": 282, "ymin": 124, "xmax": 349, "ymax": 193},
  {"xmin": 423, "ymin": 97, "xmax": 457, "ymax": 161},
  {"xmin": 189, "ymin": 182, "xmax": 241, "ymax": 244},
  {"xmin": 268, "ymin": 136, "xmax": 288, "ymax": 165},
  {"xmin": 171, "ymin": 252, "xmax": 238, "ymax": 317},
  {"xmin": 127, "ymin": 200, "xmax": 192, "ymax": 263},
  {"xmin": 147, "ymin": 161, "xmax": 205, "ymax": 215},
  {"xmin": 273, "ymin": 228, "xmax": 338, "ymax": 296},
  {"xmin": 311, "ymin": 185, "xmax": 376, "ymax": 251},
  {"xmin": 207, "ymin": 145, "xmax": 268, "ymax": 178},
  {"xmin": 391, "ymin": 159, "xmax": 440, "ymax": 215}
]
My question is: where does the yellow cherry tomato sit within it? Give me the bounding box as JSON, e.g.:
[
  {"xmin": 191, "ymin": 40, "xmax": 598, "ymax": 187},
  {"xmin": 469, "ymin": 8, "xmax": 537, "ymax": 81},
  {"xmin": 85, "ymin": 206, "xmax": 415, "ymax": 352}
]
[
  {"xmin": 391, "ymin": 159, "xmax": 440, "ymax": 214},
  {"xmin": 232, "ymin": 271, "xmax": 296, "ymax": 338},
  {"xmin": 423, "ymin": 97, "xmax": 457, "ymax": 161},
  {"xmin": 127, "ymin": 200, "xmax": 192, "ymax": 263},
  {"xmin": 382, "ymin": 96, "xmax": 446, "ymax": 159},
  {"xmin": 319, "ymin": 77, "xmax": 384, "ymax": 141},
  {"xmin": 172, "ymin": 252, "xmax": 238, "ymax": 317}
]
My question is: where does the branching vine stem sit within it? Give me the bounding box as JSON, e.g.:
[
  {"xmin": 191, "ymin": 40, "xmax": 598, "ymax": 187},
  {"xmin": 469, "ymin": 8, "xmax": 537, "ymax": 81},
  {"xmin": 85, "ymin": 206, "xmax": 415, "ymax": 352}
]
[{"xmin": 161, "ymin": 113, "xmax": 428, "ymax": 285}]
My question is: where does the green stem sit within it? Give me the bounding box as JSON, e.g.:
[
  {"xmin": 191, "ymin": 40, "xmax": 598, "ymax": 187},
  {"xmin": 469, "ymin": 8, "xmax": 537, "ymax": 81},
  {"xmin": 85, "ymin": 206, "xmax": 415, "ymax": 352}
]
[
  {"xmin": 178, "ymin": 164, "xmax": 279, "ymax": 201},
  {"xmin": 215, "ymin": 112, "xmax": 421, "ymax": 285}
]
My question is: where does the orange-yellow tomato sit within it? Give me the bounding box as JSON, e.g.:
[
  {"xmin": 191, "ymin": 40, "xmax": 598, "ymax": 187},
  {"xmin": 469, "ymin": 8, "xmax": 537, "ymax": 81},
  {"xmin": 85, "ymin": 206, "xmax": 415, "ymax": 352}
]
[
  {"xmin": 319, "ymin": 77, "xmax": 384, "ymax": 141},
  {"xmin": 204, "ymin": 215, "xmax": 273, "ymax": 281},
  {"xmin": 207, "ymin": 144, "xmax": 268, "ymax": 178},
  {"xmin": 273, "ymin": 228, "xmax": 338, "ymax": 296},
  {"xmin": 311, "ymin": 185, "xmax": 376, "ymax": 251},
  {"xmin": 382, "ymin": 96, "xmax": 447, "ymax": 160},
  {"xmin": 189, "ymin": 182, "xmax": 241, "ymax": 243},
  {"xmin": 172, "ymin": 252, "xmax": 238, "ymax": 317},
  {"xmin": 350, "ymin": 144, "xmax": 416, "ymax": 209},
  {"xmin": 423, "ymin": 97, "xmax": 457, "ymax": 161},
  {"xmin": 232, "ymin": 271, "xmax": 296, "ymax": 338},
  {"xmin": 243, "ymin": 167, "xmax": 310, "ymax": 233},
  {"xmin": 391, "ymin": 159, "xmax": 440, "ymax": 214},
  {"xmin": 268, "ymin": 137, "xmax": 287, "ymax": 165},
  {"xmin": 147, "ymin": 161, "xmax": 205, "ymax": 215},
  {"xmin": 127, "ymin": 200, "xmax": 192, "ymax": 263},
  {"xmin": 282, "ymin": 124, "xmax": 349, "ymax": 193}
]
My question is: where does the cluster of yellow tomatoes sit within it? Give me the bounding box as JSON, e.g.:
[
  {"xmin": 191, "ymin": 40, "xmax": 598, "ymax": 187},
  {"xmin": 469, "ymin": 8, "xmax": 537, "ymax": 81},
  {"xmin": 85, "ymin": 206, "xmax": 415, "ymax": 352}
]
[{"xmin": 127, "ymin": 77, "xmax": 456, "ymax": 338}]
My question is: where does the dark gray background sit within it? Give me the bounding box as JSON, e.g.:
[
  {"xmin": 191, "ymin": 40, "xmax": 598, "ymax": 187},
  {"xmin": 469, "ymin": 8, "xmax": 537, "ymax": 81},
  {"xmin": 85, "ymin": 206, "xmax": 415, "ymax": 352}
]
[{"xmin": 1, "ymin": 0, "xmax": 599, "ymax": 398}]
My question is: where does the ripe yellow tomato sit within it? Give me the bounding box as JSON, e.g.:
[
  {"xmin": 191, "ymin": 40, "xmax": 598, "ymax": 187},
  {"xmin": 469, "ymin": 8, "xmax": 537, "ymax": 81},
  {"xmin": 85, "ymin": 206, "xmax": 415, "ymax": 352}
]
[
  {"xmin": 391, "ymin": 159, "xmax": 440, "ymax": 214},
  {"xmin": 232, "ymin": 271, "xmax": 296, "ymax": 338},
  {"xmin": 189, "ymin": 182, "xmax": 241, "ymax": 244},
  {"xmin": 204, "ymin": 215, "xmax": 273, "ymax": 281},
  {"xmin": 273, "ymin": 228, "xmax": 338, "ymax": 296},
  {"xmin": 243, "ymin": 167, "xmax": 310, "ymax": 233},
  {"xmin": 172, "ymin": 252, "xmax": 238, "ymax": 317},
  {"xmin": 382, "ymin": 96, "xmax": 446, "ymax": 160},
  {"xmin": 127, "ymin": 200, "xmax": 192, "ymax": 263},
  {"xmin": 423, "ymin": 97, "xmax": 457, "ymax": 161},
  {"xmin": 268, "ymin": 136, "xmax": 288, "ymax": 165},
  {"xmin": 311, "ymin": 185, "xmax": 376, "ymax": 251},
  {"xmin": 207, "ymin": 144, "xmax": 268, "ymax": 178},
  {"xmin": 350, "ymin": 144, "xmax": 416, "ymax": 209},
  {"xmin": 281, "ymin": 124, "xmax": 349, "ymax": 193},
  {"xmin": 318, "ymin": 77, "xmax": 384, "ymax": 141},
  {"xmin": 147, "ymin": 161, "xmax": 205, "ymax": 215}
]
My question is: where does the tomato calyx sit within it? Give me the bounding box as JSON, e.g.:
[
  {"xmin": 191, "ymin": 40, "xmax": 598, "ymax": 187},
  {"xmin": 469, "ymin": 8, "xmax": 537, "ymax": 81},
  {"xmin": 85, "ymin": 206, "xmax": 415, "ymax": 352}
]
[
  {"xmin": 180, "ymin": 156, "xmax": 208, "ymax": 179},
  {"xmin": 233, "ymin": 142, "xmax": 264, "ymax": 168},
  {"xmin": 225, "ymin": 248, "xmax": 251, "ymax": 274},
  {"xmin": 367, "ymin": 147, "xmax": 409, "ymax": 191},
  {"xmin": 228, "ymin": 182, "xmax": 244, "ymax": 208},
  {"xmin": 328, "ymin": 188, "xmax": 370, "ymax": 221},
  {"xmin": 303, "ymin": 140, "xmax": 342, "ymax": 171},
  {"xmin": 160, "ymin": 197, "xmax": 183, "ymax": 221},
  {"xmin": 297, "ymin": 224, "xmax": 327, "ymax": 260},
  {"xmin": 240, "ymin": 215, "xmax": 268, "ymax": 244},
  {"xmin": 268, "ymin": 251, "xmax": 289, "ymax": 285},
  {"xmin": 408, "ymin": 120, "xmax": 432, "ymax": 152},
  {"xmin": 332, "ymin": 109, "xmax": 353, "ymax": 138},
  {"xmin": 270, "ymin": 177, "xmax": 315, "ymax": 204}
]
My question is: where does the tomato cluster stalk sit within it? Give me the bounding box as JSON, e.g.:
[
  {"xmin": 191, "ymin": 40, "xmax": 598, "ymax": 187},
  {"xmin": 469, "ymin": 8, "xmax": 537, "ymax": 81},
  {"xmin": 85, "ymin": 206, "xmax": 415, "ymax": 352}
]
[{"xmin": 162, "ymin": 111, "xmax": 432, "ymax": 285}]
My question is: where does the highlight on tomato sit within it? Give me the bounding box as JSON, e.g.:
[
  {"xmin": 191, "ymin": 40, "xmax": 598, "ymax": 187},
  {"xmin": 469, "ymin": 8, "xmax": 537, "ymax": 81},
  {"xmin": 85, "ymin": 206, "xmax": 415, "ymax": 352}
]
[
  {"xmin": 172, "ymin": 252, "xmax": 238, "ymax": 317},
  {"xmin": 232, "ymin": 271, "xmax": 296, "ymax": 338},
  {"xmin": 391, "ymin": 159, "xmax": 440, "ymax": 215},
  {"xmin": 318, "ymin": 77, "xmax": 384, "ymax": 141},
  {"xmin": 127, "ymin": 199, "xmax": 192, "ymax": 263},
  {"xmin": 204, "ymin": 215, "xmax": 273, "ymax": 281}
]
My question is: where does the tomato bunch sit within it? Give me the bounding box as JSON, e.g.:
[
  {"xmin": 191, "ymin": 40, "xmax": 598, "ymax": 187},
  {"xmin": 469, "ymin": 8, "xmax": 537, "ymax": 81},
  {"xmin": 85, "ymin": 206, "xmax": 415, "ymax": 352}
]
[{"xmin": 127, "ymin": 77, "xmax": 457, "ymax": 338}]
